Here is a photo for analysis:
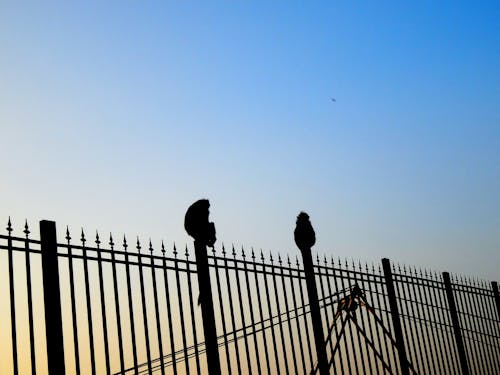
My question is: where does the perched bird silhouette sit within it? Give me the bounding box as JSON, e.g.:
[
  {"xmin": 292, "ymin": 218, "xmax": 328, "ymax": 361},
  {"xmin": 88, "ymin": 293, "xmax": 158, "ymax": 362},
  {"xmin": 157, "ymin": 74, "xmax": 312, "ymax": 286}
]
[
  {"xmin": 294, "ymin": 212, "xmax": 316, "ymax": 250},
  {"xmin": 184, "ymin": 199, "xmax": 216, "ymax": 247}
]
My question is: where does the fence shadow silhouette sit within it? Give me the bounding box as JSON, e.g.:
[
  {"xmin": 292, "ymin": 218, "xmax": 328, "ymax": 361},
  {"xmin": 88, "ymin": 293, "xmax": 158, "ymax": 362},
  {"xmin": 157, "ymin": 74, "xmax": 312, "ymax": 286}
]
[{"xmin": 0, "ymin": 203, "xmax": 499, "ymax": 375}]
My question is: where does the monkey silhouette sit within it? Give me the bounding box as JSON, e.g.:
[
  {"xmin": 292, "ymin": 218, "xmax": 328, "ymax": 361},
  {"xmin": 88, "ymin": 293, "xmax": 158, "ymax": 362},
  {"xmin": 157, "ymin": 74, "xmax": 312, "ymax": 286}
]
[
  {"xmin": 184, "ymin": 199, "xmax": 216, "ymax": 247},
  {"xmin": 294, "ymin": 212, "xmax": 316, "ymax": 250}
]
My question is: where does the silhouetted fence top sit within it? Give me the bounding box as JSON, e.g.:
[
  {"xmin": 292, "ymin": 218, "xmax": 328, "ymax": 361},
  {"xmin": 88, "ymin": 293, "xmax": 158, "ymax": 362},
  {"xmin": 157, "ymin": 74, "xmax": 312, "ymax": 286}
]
[{"xmin": 0, "ymin": 218, "xmax": 498, "ymax": 375}]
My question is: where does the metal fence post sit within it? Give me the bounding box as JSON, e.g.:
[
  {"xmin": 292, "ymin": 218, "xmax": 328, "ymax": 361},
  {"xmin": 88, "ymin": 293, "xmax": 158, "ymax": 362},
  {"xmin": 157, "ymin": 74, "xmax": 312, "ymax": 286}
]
[
  {"xmin": 300, "ymin": 248, "xmax": 329, "ymax": 375},
  {"xmin": 381, "ymin": 258, "xmax": 409, "ymax": 375},
  {"xmin": 443, "ymin": 272, "xmax": 469, "ymax": 375},
  {"xmin": 185, "ymin": 200, "xmax": 221, "ymax": 375},
  {"xmin": 492, "ymin": 281, "xmax": 500, "ymax": 321},
  {"xmin": 40, "ymin": 220, "xmax": 66, "ymax": 375},
  {"xmin": 294, "ymin": 212, "xmax": 329, "ymax": 375},
  {"xmin": 193, "ymin": 240, "xmax": 221, "ymax": 375}
]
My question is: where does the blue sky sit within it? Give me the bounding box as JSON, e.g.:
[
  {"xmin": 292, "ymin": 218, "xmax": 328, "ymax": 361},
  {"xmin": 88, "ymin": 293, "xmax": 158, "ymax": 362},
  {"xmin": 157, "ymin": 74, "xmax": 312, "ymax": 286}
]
[{"xmin": 1, "ymin": 2, "xmax": 499, "ymax": 280}]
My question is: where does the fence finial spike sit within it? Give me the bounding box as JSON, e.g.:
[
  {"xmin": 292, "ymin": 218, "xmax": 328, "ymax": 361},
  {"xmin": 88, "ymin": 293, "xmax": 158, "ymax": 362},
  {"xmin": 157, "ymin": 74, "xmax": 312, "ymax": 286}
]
[
  {"xmin": 136, "ymin": 236, "xmax": 141, "ymax": 252},
  {"xmin": 149, "ymin": 239, "xmax": 153, "ymax": 254},
  {"xmin": 65, "ymin": 225, "xmax": 70, "ymax": 241},
  {"xmin": 231, "ymin": 244, "xmax": 236, "ymax": 257},
  {"xmin": 24, "ymin": 219, "xmax": 30, "ymax": 237},
  {"xmin": 287, "ymin": 255, "xmax": 291, "ymax": 266},
  {"xmin": 161, "ymin": 240, "xmax": 165, "ymax": 254},
  {"xmin": 269, "ymin": 251, "xmax": 274, "ymax": 263},
  {"xmin": 221, "ymin": 243, "xmax": 226, "ymax": 256},
  {"xmin": 81, "ymin": 228, "xmax": 86, "ymax": 244},
  {"xmin": 296, "ymin": 255, "xmax": 300, "ymax": 267},
  {"xmin": 109, "ymin": 233, "xmax": 114, "ymax": 249},
  {"xmin": 123, "ymin": 235, "xmax": 128, "ymax": 251},
  {"xmin": 251, "ymin": 247, "xmax": 255, "ymax": 260},
  {"xmin": 241, "ymin": 246, "xmax": 245, "ymax": 258},
  {"xmin": 185, "ymin": 244, "xmax": 189, "ymax": 257},
  {"xmin": 173, "ymin": 242, "xmax": 177, "ymax": 256},
  {"xmin": 260, "ymin": 249, "xmax": 264, "ymax": 261},
  {"xmin": 95, "ymin": 230, "xmax": 101, "ymax": 246},
  {"xmin": 7, "ymin": 216, "xmax": 12, "ymax": 233}
]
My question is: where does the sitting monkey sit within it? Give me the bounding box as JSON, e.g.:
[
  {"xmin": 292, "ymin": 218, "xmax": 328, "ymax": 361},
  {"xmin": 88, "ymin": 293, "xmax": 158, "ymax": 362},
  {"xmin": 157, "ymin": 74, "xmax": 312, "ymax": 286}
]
[
  {"xmin": 184, "ymin": 199, "xmax": 216, "ymax": 247},
  {"xmin": 294, "ymin": 211, "xmax": 316, "ymax": 251}
]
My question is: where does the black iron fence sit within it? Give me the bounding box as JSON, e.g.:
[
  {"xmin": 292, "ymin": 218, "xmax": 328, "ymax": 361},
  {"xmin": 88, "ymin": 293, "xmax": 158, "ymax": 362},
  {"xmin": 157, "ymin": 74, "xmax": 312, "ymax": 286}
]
[{"xmin": 0, "ymin": 218, "xmax": 498, "ymax": 374}]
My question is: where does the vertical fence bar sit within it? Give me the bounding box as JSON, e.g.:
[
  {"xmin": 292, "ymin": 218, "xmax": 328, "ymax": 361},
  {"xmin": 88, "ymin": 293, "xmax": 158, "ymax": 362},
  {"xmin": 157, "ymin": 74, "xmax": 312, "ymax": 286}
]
[
  {"xmin": 223, "ymin": 245, "xmax": 242, "ymax": 375},
  {"xmin": 297, "ymin": 257, "xmax": 314, "ymax": 371},
  {"xmin": 323, "ymin": 259, "xmax": 338, "ymax": 374},
  {"xmin": 492, "ymin": 281, "xmax": 500, "ymax": 320},
  {"xmin": 81, "ymin": 230, "xmax": 97, "ymax": 375},
  {"xmin": 193, "ymin": 239, "xmax": 221, "ymax": 375},
  {"xmin": 150, "ymin": 241, "xmax": 165, "ymax": 375},
  {"xmin": 436, "ymin": 273, "xmax": 460, "ymax": 374},
  {"xmin": 253, "ymin": 250, "xmax": 271, "ymax": 375},
  {"xmin": 263, "ymin": 252, "xmax": 280, "ymax": 374},
  {"xmin": 396, "ymin": 267, "xmax": 417, "ymax": 373},
  {"xmin": 173, "ymin": 245, "xmax": 190, "ymax": 375},
  {"xmin": 280, "ymin": 255, "xmax": 298, "ymax": 375},
  {"xmin": 185, "ymin": 246, "xmax": 201, "ymax": 375},
  {"xmin": 289, "ymin": 256, "xmax": 306, "ymax": 375},
  {"xmin": 422, "ymin": 270, "xmax": 440, "ymax": 373},
  {"xmin": 429, "ymin": 272, "xmax": 451, "ymax": 373},
  {"xmin": 212, "ymin": 246, "xmax": 232, "ymax": 374},
  {"xmin": 123, "ymin": 237, "xmax": 138, "ymax": 375},
  {"xmin": 96, "ymin": 233, "xmax": 111, "ymax": 375},
  {"xmin": 137, "ymin": 239, "xmax": 153, "ymax": 375},
  {"xmin": 461, "ymin": 280, "xmax": 482, "ymax": 373},
  {"xmin": 381, "ymin": 258, "xmax": 409, "ymax": 375},
  {"xmin": 345, "ymin": 260, "xmax": 361, "ymax": 375},
  {"xmin": 442, "ymin": 272, "xmax": 470, "ymax": 375},
  {"xmin": 233, "ymin": 247, "xmax": 251, "ymax": 373},
  {"xmin": 110, "ymin": 234, "xmax": 125, "ymax": 374},
  {"xmin": 7, "ymin": 219, "xmax": 18, "ymax": 375},
  {"xmin": 317, "ymin": 258, "xmax": 335, "ymax": 373},
  {"xmin": 162, "ymin": 243, "xmax": 178, "ymax": 375},
  {"xmin": 24, "ymin": 222, "xmax": 37, "ymax": 375},
  {"xmin": 66, "ymin": 228, "xmax": 81, "ymax": 375},
  {"xmin": 40, "ymin": 220, "xmax": 66, "ymax": 375},
  {"xmin": 485, "ymin": 281, "xmax": 500, "ymax": 367},
  {"xmin": 299, "ymin": 250, "xmax": 328, "ymax": 375},
  {"xmin": 244, "ymin": 249, "xmax": 262, "ymax": 375},
  {"xmin": 468, "ymin": 281, "xmax": 491, "ymax": 373}
]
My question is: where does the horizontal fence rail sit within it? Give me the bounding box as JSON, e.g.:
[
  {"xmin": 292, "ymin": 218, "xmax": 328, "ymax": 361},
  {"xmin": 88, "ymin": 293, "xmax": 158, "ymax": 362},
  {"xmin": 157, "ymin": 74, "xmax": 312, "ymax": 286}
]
[{"xmin": 0, "ymin": 218, "xmax": 499, "ymax": 374}]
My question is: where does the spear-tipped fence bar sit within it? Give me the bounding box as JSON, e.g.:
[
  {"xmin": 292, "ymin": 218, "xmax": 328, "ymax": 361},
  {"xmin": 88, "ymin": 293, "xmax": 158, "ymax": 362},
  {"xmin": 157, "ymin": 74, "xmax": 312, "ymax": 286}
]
[{"xmin": 0, "ymin": 218, "xmax": 499, "ymax": 375}]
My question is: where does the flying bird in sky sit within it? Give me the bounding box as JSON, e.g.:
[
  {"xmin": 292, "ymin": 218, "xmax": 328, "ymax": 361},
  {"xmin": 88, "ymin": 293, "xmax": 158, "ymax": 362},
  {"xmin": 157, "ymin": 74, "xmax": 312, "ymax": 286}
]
[{"xmin": 331, "ymin": 98, "xmax": 336, "ymax": 102}]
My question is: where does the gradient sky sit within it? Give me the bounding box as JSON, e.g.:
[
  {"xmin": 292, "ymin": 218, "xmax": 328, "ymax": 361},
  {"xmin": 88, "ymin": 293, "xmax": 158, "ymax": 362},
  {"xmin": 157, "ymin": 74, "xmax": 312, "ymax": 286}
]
[{"xmin": 1, "ymin": 2, "xmax": 499, "ymax": 280}]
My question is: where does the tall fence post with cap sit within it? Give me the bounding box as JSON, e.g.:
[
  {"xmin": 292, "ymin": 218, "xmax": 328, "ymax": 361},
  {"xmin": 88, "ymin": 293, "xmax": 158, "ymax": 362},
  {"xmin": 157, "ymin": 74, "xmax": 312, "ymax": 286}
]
[
  {"xmin": 40, "ymin": 220, "xmax": 66, "ymax": 375},
  {"xmin": 443, "ymin": 272, "xmax": 469, "ymax": 375},
  {"xmin": 185, "ymin": 200, "xmax": 221, "ymax": 375},
  {"xmin": 381, "ymin": 258, "xmax": 409, "ymax": 375},
  {"xmin": 294, "ymin": 212, "xmax": 329, "ymax": 375},
  {"xmin": 492, "ymin": 281, "xmax": 500, "ymax": 321}
]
